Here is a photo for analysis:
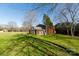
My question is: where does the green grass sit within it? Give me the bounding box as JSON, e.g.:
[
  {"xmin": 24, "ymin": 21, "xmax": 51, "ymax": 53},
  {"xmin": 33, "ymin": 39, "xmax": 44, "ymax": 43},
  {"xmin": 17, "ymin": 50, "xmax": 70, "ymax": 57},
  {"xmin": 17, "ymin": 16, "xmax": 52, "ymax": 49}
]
[
  {"xmin": 0, "ymin": 32, "xmax": 26, "ymax": 53},
  {"xmin": 0, "ymin": 32, "xmax": 79, "ymax": 56},
  {"xmin": 32, "ymin": 34, "xmax": 79, "ymax": 54}
]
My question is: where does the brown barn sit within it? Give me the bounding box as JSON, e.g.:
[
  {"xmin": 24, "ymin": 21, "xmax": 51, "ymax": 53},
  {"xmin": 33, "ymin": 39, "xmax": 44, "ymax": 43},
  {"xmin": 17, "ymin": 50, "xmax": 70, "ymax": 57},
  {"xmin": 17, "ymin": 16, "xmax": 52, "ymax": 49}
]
[
  {"xmin": 29, "ymin": 24, "xmax": 56, "ymax": 35},
  {"xmin": 47, "ymin": 26, "xmax": 56, "ymax": 35}
]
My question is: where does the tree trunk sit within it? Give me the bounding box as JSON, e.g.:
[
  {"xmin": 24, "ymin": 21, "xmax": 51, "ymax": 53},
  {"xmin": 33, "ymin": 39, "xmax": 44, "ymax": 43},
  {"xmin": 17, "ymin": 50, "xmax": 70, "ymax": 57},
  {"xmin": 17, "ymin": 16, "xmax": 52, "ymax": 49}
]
[
  {"xmin": 67, "ymin": 29, "xmax": 69, "ymax": 35},
  {"xmin": 46, "ymin": 25, "xmax": 48, "ymax": 35},
  {"xmin": 73, "ymin": 25, "xmax": 76, "ymax": 36},
  {"xmin": 71, "ymin": 26, "xmax": 74, "ymax": 37}
]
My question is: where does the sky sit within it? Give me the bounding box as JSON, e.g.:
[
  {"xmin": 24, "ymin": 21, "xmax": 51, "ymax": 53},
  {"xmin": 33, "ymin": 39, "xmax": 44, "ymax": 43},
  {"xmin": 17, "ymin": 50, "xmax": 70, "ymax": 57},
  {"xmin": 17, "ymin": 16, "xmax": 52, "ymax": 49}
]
[
  {"xmin": 0, "ymin": 3, "xmax": 34, "ymax": 27},
  {"xmin": 0, "ymin": 3, "xmax": 75, "ymax": 27},
  {"xmin": 0, "ymin": 3, "xmax": 60, "ymax": 27}
]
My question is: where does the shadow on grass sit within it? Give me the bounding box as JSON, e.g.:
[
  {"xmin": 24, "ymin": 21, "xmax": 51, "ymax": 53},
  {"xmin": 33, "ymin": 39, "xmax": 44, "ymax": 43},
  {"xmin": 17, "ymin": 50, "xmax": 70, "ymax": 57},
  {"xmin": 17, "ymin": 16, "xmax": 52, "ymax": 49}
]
[
  {"xmin": 0, "ymin": 34, "xmax": 79, "ymax": 56},
  {"xmin": 27, "ymin": 35, "xmax": 79, "ymax": 56}
]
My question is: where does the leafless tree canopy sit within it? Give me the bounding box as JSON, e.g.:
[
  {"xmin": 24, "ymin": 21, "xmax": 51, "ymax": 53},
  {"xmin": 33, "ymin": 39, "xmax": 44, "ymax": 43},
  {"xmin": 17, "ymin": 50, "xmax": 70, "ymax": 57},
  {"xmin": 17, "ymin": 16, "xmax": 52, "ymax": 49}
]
[
  {"xmin": 8, "ymin": 21, "xmax": 17, "ymax": 31},
  {"xmin": 22, "ymin": 10, "xmax": 37, "ymax": 30},
  {"xmin": 57, "ymin": 4, "xmax": 79, "ymax": 36}
]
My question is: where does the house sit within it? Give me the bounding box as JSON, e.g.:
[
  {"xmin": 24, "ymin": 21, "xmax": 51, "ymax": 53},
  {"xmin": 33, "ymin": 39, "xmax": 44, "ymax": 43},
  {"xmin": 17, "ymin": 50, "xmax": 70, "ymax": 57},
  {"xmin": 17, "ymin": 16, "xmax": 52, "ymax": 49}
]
[
  {"xmin": 3, "ymin": 29, "xmax": 8, "ymax": 32},
  {"xmin": 0, "ymin": 30, "xmax": 4, "ymax": 32},
  {"xmin": 0, "ymin": 29, "xmax": 8, "ymax": 32},
  {"xmin": 29, "ymin": 24, "xmax": 46, "ymax": 35},
  {"xmin": 29, "ymin": 24, "xmax": 56, "ymax": 35}
]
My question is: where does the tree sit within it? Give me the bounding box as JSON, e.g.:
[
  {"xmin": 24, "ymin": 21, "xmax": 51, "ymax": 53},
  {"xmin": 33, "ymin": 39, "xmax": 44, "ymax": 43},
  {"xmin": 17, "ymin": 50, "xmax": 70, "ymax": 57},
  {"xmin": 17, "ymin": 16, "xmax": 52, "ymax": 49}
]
[
  {"xmin": 55, "ymin": 22, "xmax": 71, "ymax": 35},
  {"xmin": 58, "ymin": 4, "xmax": 79, "ymax": 36},
  {"xmin": 22, "ymin": 4, "xmax": 57, "ymax": 32},
  {"xmin": 8, "ymin": 21, "xmax": 17, "ymax": 32},
  {"xmin": 43, "ymin": 14, "xmax": 53, "ymax": 26},
  {"xmin": 43, "ymin": 14, "xmax": 53, "ymax": 34},
  {"xmin": 75, "ymin": 23, "xmax": 79, "ymax": 36},
  {"xmin": 57, "ymin": 10, "xmax": 71, "ymax": 35},
  {"xmin": 22, "ymin": 10, "xmax": 36, "ymax": 31},
  {"xmin": 32, "ymin": 4, "xmax": 57, "ymax": 13}
]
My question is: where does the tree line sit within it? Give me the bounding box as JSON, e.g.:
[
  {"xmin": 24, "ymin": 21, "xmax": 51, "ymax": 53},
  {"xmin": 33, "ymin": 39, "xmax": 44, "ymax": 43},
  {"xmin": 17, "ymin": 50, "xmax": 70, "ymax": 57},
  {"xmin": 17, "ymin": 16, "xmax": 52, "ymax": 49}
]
[
  {"xmin": 0, "ymin": 21, "xmax": 29, "ymax": 32},
  {"xmin": 0, "ymin": 4, "xmax": 79, "ymax": 37},
  {"xmin": 21, "ymin": 4, "xmax": 79, "ymax": 36},
  {"xmin": 55, "ymin": 22, "xmax": 79, "ymax": 36},
  {"xmin": 33, "ymin": 3, "xmax": 79, "ymax": 36}
]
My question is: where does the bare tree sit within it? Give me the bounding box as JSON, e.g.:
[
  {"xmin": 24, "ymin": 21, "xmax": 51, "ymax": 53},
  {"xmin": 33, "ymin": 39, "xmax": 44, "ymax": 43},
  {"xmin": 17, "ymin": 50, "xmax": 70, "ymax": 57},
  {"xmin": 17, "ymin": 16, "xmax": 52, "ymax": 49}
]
[
  {"xmin": 58, "ymin": 4, "xmax": 79, "ymax": 36},
  {"xmin": 22, "ymin": 4, "xmax": 57, "ymax": 32},
  {"xmin": 32, "ymin": 3, "xmax": 58, "ymax": 13},
  {"xmin": 57, "ymin": 9, "xmax": 70, "ymax": 35},
  {"xmin": 22, "ymin": 10, "xmax": 37, "ymax": 31},
  {"xmin": 8, "ymin": 21, "xmax": 17, "ymax": 32}
]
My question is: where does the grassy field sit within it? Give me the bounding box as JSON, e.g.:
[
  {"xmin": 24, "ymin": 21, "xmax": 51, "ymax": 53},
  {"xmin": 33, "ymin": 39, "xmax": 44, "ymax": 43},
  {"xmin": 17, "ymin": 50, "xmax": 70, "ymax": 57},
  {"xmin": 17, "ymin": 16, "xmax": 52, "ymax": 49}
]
[{"xmin": 0, "ymin": 32, "xmax": 79, "ymax": 56}]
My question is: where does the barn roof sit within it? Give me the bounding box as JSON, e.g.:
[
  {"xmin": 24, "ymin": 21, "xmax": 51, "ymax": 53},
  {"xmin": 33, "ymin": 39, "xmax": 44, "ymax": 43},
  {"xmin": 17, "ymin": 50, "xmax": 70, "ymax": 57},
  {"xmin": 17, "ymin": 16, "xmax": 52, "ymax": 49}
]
[{"xmin": 36, "ymin": 24, "xmax": 46, "ymax": 29}]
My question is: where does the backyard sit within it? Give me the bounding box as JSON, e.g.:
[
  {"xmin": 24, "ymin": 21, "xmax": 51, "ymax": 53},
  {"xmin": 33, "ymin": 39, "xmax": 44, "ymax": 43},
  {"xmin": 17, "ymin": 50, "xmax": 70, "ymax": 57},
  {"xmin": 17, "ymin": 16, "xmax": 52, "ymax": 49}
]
[{"xmin": 0, "ymin": 32, "xmax": 79, "ymax": 56}]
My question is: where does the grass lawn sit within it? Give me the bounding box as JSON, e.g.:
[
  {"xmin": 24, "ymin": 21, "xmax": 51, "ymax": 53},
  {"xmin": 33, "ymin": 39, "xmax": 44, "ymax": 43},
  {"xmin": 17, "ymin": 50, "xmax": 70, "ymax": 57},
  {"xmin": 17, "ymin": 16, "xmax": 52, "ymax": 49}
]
[{"xmin": 0, "ymin": 32, "xmax": 79, "ymax": 56}]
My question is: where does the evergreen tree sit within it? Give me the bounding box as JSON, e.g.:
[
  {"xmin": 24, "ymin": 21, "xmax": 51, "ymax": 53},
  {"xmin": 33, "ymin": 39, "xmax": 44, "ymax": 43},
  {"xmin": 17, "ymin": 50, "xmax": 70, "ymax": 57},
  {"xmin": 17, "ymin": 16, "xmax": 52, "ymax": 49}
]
[
  {"xmin": 43, "ymin": 14, "xmax": 53, "ymax": 26},
  {"xmin": 43, "ymin": 14, "xmax": 53, "ymax": 35}
]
